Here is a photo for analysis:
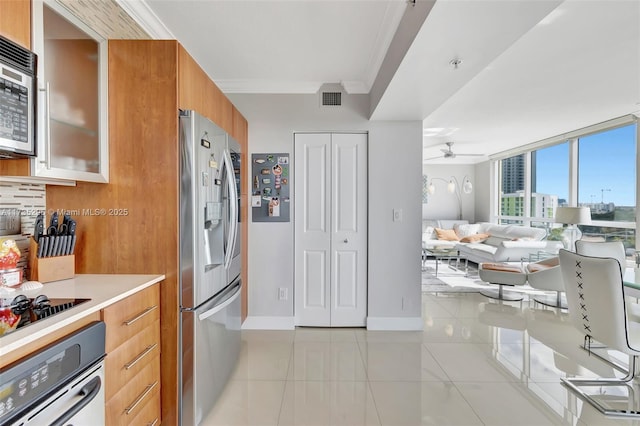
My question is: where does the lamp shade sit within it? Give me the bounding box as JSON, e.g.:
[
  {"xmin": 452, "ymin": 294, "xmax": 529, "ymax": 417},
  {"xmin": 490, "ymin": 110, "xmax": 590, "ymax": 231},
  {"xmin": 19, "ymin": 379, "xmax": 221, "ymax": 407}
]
[
  {"xmin": 462, "ymin": 178, "xmax": 473, "ymax": 194},
  {"xmin": 555, "ymin": 206, "xmax": 592, "ymax": 225}
]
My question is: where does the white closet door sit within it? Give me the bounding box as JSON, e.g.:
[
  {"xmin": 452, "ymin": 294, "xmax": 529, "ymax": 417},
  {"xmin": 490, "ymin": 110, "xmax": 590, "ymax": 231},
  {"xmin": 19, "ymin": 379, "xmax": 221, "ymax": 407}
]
[
  {"xmin": 295, "ymin": 133, "xmax": 367, "ymax": 327},
  {"xmin": 330, "ymin": 133, "xmax": 367, "ymax": 326}
]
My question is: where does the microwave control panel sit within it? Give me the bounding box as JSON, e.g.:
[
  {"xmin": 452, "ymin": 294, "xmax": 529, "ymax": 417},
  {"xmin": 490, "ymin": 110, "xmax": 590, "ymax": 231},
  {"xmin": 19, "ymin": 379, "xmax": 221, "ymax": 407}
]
[{"xmin": 0, "ymin": 74, "xmax": 29, "ymax": 143}]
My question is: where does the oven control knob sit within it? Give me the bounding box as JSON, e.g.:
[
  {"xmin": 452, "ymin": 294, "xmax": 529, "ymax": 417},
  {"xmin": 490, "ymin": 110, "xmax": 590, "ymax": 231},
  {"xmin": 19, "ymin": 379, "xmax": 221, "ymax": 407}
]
[
  {"xmin": 32, "ymin": 294, "xmax": 51, "ymax": 310},
  {"xmin": 11, "ymin": 294, "xmax": 30, "ymax": 315}
]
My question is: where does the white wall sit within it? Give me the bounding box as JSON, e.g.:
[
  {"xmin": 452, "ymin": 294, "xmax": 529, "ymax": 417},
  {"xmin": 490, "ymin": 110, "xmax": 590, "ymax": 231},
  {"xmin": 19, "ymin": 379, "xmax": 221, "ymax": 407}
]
[
  {"xmin": 229, "ymin": 92, "xmax": 423, "ymax": 330},
  {"xmin": 474, "ymin": 161, "xmax": 492, "ymax": 222}
]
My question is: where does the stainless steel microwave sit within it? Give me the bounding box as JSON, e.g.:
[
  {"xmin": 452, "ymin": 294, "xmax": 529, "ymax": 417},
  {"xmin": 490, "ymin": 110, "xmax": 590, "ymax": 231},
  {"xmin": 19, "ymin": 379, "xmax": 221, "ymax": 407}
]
[{"xmin": 0, "ymin": 35, "xmax": 37, "ymax": 158}]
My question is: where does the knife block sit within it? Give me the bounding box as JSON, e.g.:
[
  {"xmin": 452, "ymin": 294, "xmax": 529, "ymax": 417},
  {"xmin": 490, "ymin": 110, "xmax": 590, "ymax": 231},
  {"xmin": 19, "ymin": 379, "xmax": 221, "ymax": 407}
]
[{"xmin": 28, "ymin": 238, "xmax": 75, "ymax": 283}]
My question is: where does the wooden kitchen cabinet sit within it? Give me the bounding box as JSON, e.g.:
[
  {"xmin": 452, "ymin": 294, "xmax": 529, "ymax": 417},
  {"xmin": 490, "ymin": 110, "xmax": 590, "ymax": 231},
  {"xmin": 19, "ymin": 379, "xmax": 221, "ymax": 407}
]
[
  {"xmin": 0, "ymin": 0, "xmax": 30, "ymax": 49},
  {"xmin": 46, "ymin": 40, "xmax": 249, "ymax": 426},
  {"xmin": 102, "ymin": 284, "xmax": 161, "ymax": 426}
]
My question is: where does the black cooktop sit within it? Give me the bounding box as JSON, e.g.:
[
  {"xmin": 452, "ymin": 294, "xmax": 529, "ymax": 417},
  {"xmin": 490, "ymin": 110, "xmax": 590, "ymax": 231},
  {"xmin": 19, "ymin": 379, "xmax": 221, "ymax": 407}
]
[{"xmin": 1, "ymin": 295, "xmax": 90, "ymax": 336}]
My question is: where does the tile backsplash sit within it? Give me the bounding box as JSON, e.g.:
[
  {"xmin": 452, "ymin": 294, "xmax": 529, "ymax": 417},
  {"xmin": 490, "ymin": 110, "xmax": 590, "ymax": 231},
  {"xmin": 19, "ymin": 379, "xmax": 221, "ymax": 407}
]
[{"xmin": 0, "ymin": 182, "xmax": 46, "ymax": 279}]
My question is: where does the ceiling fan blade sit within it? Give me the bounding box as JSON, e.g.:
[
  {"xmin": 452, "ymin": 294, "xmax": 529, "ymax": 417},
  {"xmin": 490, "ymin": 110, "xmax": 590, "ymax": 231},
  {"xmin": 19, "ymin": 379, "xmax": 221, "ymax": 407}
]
[
  {"xmin": 440, "ymin": 148, "xmax": 451, "ymax": 154},
  {"xmin": 423, "ymin": 155, "xmax": 444, "ymax": 161},
  {"xmin": 456, "ymin": 153, "xmax": 485, "ymax": 157}
]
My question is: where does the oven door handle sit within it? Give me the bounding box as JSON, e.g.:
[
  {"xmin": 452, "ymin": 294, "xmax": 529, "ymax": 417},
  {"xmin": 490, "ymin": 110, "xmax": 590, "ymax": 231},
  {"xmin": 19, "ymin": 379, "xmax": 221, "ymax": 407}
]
[{"xmin": 49, "ymin": 375, "xmax": 102, "ymax": 426}]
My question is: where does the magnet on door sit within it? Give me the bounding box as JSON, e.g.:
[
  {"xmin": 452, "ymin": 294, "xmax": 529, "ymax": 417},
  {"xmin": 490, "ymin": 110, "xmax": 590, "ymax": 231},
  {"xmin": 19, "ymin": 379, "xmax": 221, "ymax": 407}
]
[{"xmin": 269, "ymin": 197, "xmax": 280, "ymax": 217}]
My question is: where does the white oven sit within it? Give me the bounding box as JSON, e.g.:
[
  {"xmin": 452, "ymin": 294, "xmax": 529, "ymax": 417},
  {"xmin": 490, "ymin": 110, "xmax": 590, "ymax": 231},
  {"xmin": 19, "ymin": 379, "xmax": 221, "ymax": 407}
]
[{"xmin": 0, "ymin": 322, "xmax": 106, "ymax": 425}]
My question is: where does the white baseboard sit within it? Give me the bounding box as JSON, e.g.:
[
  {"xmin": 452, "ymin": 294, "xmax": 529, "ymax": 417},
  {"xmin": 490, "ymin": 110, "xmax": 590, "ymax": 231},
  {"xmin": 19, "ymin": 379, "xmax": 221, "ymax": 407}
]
[
  {"xmin": 242, "ymin": 316, "xmax": 423, "ymax": 331},
  {"xmin": 242, "ymin": 316, "xmax": 295, "ymax": 330},
  {"xmin": 366, "ymin": 316, "xmax": 424, "ymax": 331}
]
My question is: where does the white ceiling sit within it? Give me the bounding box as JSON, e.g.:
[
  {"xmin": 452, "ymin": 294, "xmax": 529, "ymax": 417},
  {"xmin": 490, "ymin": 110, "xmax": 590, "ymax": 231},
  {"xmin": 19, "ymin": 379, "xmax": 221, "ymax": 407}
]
[{"xmin": 128, "ymin": 0, "xmax": 640, "ymax": 164}]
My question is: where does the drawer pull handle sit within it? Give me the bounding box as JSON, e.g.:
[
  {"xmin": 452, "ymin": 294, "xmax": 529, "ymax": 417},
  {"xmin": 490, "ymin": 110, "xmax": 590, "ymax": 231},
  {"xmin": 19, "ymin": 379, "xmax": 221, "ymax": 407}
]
[
  {"xmin": 124, "ymin": 343, "xmax": 158, "ymax": 370},
  {"xmin": 123, "ymin": 305, "xmax": 158, "ymax": 326},
  {"xmin": 125, "ymin": 381, "xmax": 158, "ymax": 415},
  {"xmin": 148, "ymin": 419, "xmax": 159, "ymax": 426}
]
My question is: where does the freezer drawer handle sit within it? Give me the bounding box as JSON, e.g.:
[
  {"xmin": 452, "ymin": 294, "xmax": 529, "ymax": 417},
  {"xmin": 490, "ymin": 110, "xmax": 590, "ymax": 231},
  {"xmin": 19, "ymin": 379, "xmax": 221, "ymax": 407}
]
[
  {"xmin": 148, "ymin": 419, "xmax": 159, "ymax": 426},
  {"xmin": 123, "ymin": 305, "xmax": 158, "ymax": 326},
  {"xmin": 125, "ymin": 381, "xmax": 158, "ymax": 415},
  {"xmin": 124, "ymin": 343, "xmax": 158, "ymax": 370},
  {"xmin": 198, "ymin": 280, "xmax": 241, "ymax": 321}
]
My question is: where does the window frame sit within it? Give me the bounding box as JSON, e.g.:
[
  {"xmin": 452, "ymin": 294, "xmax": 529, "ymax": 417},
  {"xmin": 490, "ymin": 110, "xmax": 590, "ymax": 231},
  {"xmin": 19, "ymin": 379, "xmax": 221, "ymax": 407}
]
[{"xmin": 491, "ymin": 115, "xmax": 638, "ymax": 234}]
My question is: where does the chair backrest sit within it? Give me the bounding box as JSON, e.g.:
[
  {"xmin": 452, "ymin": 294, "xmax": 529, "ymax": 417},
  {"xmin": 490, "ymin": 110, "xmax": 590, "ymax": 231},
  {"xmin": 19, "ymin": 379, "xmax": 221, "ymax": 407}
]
[
  {"xmin": 575, "ymin": 240, "xmax": 626, "ymax": 268},
  {"xmin": 558, "ymin": 249, "xmax": 633, "ymax": 354}
]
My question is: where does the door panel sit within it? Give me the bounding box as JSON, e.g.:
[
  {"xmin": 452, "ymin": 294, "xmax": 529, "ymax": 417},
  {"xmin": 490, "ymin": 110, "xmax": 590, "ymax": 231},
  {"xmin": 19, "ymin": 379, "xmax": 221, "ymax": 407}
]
[
  {"xmin": 295, "ymin": 133, "xmax": 366, "ymax": 327},
  {"xmin": 331, "ymin": 133, "xmax": 367, "ymax": 326},
  {"xmin": 304, "ymin": 250, "xmax": 328, "ymax": 307},
  {"xmin": 295, "ymin": 133, "xmax": 332, "ymax": 326},
  {"xmin": 334, "ymin": 250, "xmax": 357, "ymax": 308},
  {"xmin": 333, "ymin": 142, "xmax": 359, "ymax": 233},
  {"xmin": 304, "ymin": 143, "xmax": 328, "ymax": 232}
]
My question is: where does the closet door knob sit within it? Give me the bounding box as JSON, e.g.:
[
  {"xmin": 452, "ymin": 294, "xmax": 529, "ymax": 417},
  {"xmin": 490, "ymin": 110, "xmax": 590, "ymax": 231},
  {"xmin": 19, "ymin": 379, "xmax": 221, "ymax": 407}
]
[{"xmin": 343, "ymin": 238, "xmax": 349, "ymax": 243}]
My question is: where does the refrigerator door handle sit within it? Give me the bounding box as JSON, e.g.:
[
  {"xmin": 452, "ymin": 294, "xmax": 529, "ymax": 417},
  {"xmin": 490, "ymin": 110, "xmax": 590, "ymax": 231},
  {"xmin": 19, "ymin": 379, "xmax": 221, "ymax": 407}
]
[
  {"xmin": 222, "ymin": 149, "xmax": 238, "ymax": 269},
  {"xmin": 198, "ymin": 279, "xmax": 241, "ymax": 321},
  {"xmin": 181, "ymin": 284, "xmax": 228, "ymax": 313}
]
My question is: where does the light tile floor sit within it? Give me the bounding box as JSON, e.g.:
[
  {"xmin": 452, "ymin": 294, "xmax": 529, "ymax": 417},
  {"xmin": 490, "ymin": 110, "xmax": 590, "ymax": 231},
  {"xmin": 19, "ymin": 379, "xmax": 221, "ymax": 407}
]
[{"xmin": 202, "ymin": 292, "xmax": 640, "ymax": 426}]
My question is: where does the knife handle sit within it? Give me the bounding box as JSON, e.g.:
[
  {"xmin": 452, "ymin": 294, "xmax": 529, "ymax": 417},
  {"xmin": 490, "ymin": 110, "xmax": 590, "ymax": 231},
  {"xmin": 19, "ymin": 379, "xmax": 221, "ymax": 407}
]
[
  {"xmin": 55, "ymin": 236, "xmax": 62, "ymax": 256},
  {"xmin": 37, "ymin": 240, "xmax": 44, "ymax": 258},
  {"xmin": 69, "ymin": 235, "xmax": 77, "ymax": 255},
  {"xmin": 41, "ymin": 237, "xmax": 48, "ymax": 258},
  {"xmin": 62, "ymin": 235, "xmax": 69, "ymax": 255}
]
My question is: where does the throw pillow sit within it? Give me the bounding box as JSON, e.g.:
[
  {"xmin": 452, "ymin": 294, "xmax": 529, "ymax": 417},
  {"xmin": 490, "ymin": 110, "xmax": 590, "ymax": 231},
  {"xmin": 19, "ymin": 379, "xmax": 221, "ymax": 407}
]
[
  {"xmin": 459, "ymin": 233, "xmax": 490, "ymax": 243},
  {"xmin": 435, "ymin": 228, "xmax": 459, "ymax": 241}
]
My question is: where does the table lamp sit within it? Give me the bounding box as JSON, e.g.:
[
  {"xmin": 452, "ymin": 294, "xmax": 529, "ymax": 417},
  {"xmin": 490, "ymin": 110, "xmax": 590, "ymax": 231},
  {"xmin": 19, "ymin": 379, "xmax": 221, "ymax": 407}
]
[{"xmin": 554, "ymin": 206, "xmax": 592, "ymax": 251}]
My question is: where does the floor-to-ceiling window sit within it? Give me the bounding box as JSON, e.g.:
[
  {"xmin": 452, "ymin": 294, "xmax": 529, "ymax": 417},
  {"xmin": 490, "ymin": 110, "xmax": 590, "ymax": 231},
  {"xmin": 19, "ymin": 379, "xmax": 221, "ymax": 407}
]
[
  {"xmin": 577, "ymin": 124, "xmax": 636, "ymax": 254},
  {"xmin": 498, "ymin": 154, "xmax": 526, "ymax": 224},
  {"xmin": 494, "ymin": 116, "xmax": 638, "ymax": 258}
]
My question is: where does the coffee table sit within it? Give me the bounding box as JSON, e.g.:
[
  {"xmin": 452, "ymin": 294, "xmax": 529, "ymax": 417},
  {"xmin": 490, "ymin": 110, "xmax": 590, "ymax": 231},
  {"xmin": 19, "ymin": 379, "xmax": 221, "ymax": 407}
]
[{"xmin": 422, "ymin": 247, "xmax": 468, "ymax": 277}]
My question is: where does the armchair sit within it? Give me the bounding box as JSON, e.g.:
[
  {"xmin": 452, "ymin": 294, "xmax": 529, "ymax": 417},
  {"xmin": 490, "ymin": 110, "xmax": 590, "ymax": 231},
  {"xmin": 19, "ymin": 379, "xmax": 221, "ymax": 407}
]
[{"xmin": 526, "ymin": 257, "xmax": 566, "ymax": 309}]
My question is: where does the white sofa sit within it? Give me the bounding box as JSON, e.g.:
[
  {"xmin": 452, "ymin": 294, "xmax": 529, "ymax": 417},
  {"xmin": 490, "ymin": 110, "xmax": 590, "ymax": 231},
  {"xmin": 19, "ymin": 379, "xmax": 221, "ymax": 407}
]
[
  {"xmin": 456, "ymin": 223, "xmax": 562, "ymax": 264},
  {"xmin": 422, "ymin": 221, "xmax": 563, "ymax": 264},
  {"xmin": 422, "ymin": 220, "xmax": 470, "ymax": 249}
]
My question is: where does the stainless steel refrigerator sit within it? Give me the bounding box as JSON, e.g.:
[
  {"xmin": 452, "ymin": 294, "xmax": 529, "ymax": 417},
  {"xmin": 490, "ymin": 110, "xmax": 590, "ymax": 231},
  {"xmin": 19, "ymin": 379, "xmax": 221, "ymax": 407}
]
[{"xmin": 179, "ymin": 109, "xmax": 242, "ymax": 425}]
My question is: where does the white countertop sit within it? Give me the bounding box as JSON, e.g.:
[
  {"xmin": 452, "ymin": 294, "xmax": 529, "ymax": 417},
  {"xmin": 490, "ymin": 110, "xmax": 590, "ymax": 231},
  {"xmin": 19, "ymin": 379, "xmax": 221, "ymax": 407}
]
[{"xmin": 0, "ymin": 274, "xmax": 165, "ymax": 358}]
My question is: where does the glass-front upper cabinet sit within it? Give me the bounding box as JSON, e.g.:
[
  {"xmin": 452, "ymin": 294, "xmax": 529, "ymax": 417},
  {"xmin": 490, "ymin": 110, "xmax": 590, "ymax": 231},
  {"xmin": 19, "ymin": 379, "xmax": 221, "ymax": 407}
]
[{"xmin": 31, "ymin": 0, "xmax": 108, "ymax": 183}]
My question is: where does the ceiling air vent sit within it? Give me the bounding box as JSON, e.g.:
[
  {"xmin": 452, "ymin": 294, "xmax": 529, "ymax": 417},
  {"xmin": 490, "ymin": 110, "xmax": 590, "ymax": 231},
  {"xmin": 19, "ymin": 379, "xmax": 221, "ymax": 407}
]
[{"xmin": 322, "ymin": 91, "xmax": 342, "ymax": 106}]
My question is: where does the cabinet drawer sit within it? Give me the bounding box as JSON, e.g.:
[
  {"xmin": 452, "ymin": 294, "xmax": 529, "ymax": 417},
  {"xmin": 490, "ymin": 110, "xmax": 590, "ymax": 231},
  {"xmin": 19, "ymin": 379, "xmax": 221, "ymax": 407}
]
[
  {"xmin": 103, "ymin": 285, "xmax": 159, "ymax": 352},
  {"xmin": 128, "ymin": 391, "xmax": 161, "ymax": 426},
  {"xmin": 105, "ymin": 321, "xmax": 160, "ymax": 400},
  {"xmin": 106, "ymin": 355, "xmax": 160, "ymax": 426}
]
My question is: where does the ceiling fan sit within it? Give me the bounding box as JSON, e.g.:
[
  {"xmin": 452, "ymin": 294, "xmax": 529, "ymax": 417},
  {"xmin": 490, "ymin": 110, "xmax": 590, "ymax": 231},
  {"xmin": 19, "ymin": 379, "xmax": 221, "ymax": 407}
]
[{"xmin": 424, "ymin": 142, "xmax": 484, "ymax": 161}]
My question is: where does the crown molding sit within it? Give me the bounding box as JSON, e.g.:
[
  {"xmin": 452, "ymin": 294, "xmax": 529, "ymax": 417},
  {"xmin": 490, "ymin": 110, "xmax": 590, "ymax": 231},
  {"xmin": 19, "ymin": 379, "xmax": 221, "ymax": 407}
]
[{"xmin": 115, "ymin": 0, "xmax": 175, "ymax": 39}]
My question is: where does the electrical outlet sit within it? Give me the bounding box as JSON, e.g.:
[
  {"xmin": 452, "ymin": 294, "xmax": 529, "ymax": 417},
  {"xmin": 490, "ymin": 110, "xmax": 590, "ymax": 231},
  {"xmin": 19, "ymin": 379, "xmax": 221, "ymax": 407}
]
[
  {"xmin": 393, "ymin": 208, "xmax": 402, "ymax": 222},
  {"xmin": 278, "ymin": 288, "xmax": 288, "ymax": 300}
]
